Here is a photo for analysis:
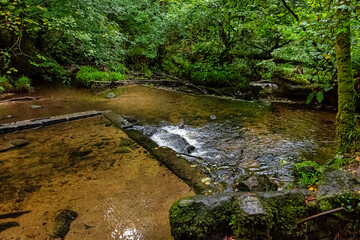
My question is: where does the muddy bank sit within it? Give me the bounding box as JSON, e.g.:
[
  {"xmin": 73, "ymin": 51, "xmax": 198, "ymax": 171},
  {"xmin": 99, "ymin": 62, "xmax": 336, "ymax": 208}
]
[{"xmin": 0, "ymin": 116, "xmax": 194, "ymax": 239}]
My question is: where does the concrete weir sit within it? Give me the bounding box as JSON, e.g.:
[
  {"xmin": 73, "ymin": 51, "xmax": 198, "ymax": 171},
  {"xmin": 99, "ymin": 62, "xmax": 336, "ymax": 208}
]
[
  {"xmin": 0, "ymin": 110, "xmax": 103, "ymax": 134},
  {"xmin": 103, "ymin": 111, "xmax": 222, "ymax": 194}
]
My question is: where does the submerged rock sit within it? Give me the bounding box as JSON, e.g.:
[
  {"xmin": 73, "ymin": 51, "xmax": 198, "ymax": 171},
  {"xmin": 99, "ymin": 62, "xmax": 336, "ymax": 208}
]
[
  {"xmin": 30, "ymin": 105, "xmax": 42, "ymax": 109},
  {"xmin": 52, "ymin": 210, "xmax": 78, "ymax": 240},
  {"xmin": 152, "ymin": 130, "xmax": 196, "ymax": 154},
  {"xmin": 106, "ymin": 92, "xmax": 116, "ymax": 99}
]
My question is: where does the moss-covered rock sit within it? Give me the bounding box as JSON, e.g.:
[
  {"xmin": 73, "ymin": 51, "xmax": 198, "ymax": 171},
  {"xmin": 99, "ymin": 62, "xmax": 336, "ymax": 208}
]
[
  {"xmin": 169, "ymin": 194, "xmax": 234, "ymax": 240},
  {"xmin": 169, "ymin": 190, "xmax": 315, "ymax": 240},
  {"xmin": 231, "ymin": 194, "xmax": 271, "ymax": 240}
]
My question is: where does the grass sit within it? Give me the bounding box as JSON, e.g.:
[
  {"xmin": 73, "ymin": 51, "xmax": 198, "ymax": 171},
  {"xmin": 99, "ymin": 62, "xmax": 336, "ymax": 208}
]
[{"xmin": 76, "ymin": 66, "xmax": 125, "ymax": 86}]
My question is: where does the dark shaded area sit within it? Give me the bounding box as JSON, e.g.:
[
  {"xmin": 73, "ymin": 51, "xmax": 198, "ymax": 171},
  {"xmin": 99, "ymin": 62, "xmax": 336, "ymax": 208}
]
[
  {"xmin": 0, "ymin": 221, "xmax": 20, "ymax": 233},
  {"xmin": 52, "ymin": 210, "xmax": 78, "ymax": 240},
  {"xmin": 0, "ymin": 210, "xmax": 32, "ymax": 220}
]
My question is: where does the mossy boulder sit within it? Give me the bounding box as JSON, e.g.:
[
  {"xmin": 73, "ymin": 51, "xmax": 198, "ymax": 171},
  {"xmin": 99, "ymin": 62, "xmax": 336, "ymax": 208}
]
[
  {"xmin": 169, "ymin": 194, "xmax": 234, "ymax": 240},
  {"xmin": 231, "ymin": 194, "xmax": 271, "ymax": 240},
  {"xmin": 169, "ymin": 190, "xmax": 313, "ymax": 240},
  {"xmin": 317, "ymin": 169, "xmax": 360, "ymax": 217}
]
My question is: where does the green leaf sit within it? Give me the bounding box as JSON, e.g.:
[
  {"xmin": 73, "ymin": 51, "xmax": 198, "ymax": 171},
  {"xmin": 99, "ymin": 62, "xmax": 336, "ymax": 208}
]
[
  {"xmin": 316, "ymin": 92, "xmax": 324, "ymax": 103},
  {"xmin": 306, "ymin": 92, "xmax": 315, "ymax": 104}
]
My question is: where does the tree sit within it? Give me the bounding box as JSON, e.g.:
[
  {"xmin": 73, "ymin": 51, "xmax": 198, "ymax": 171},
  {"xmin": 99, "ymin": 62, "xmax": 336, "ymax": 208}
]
[{"xmin": 335, "ymin": 0, "xmax": 358, "ymax": 153}]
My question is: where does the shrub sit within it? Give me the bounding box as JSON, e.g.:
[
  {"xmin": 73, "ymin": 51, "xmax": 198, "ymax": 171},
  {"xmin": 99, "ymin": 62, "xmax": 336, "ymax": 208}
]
[
  {"xmin": 76, "ymin": 66, "xmax": 125, "ymax": 86},
  {"xmin": 15, "ymin": 76, "xmax": 32, "ymax": 92},
  {"xmin": 0, "ymin": 75, "xmax": 13, "ymax": 93}
]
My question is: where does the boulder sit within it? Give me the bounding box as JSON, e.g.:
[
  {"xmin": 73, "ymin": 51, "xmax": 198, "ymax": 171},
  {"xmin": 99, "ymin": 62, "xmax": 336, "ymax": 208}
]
[{"xmin": 233, "ymin": 174, "xmax": 278, "ymax": 192}]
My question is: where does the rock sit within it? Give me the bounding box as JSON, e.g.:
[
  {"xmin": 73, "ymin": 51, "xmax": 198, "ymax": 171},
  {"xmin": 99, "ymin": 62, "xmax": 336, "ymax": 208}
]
[
  {"xmin": 210, "ymin": 115, "xmax": 217, "ymax": 120},
  {"xmin": 30, "ymin": 105, "xmax": 42, "ymax": 109},
  {"xmin": 233, "ymin": 174, "xmax": 278, "ymax": 192},
  {"xmin": 52, "ymin": 210, "xmax": 78, "ymax": 239},
  {"xmin": 154, "ymin": 131, "xmax": 196, "ymax": 154},
  {"xmin": 236, "ymin": 194, "xmax": 267, "ymax": 215},
  {"xmin": 170, "ymin": 190, "xmax": 311, "ymax": 240},
  {"xmin": 6, "ymin": 115, "xmax": 12, "ymax": 118},
  {"xmin": 170, "ymin": 194, "xmax": 235, "ymax": 240},
  {"xmin": 106, "ymin": 92, "xmax": 116, "ymax": 99},
  {"xmin": 317, "ymin": 169, "xmax": 360, "ymax": 201}
]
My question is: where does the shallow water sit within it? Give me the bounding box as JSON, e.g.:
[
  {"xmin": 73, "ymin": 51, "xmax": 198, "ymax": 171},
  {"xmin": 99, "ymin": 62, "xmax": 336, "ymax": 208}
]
[
  {"xmin": 0, "ymin": 117, "xmax": 193, "ymax": 239},
  {"xmin": 0, "ymin": 85, "xmax": 337, "ymax": 188}
]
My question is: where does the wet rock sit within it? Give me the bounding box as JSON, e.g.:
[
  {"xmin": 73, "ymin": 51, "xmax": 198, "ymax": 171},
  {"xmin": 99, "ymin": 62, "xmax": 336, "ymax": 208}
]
[
  {"xmin": 236, "ymin": 194, "xmax": 267, "ymax": 215},
  {"xmin": 210, "ymin": 115, "xmax": 217, "ymax": 120},
  {"xmin": 6, "ymin": 115, "xmax": 12, "ymax": 118},
  {"xmin": 52, "ymin": 210, "xmax": 78, "ymax": 239},
  {"xmin": 106, "ymin": 92, "xmax": 116, "ymax": 99},
  {"xmin": 154, "ymin": 131, "xmax": 196, "ymax": 154},
  {"xmin": 170, "ymin": 194, "xmax": 235, "ymax": 240},
  {"xmin": 170, "ymin": 190, "xmax": 311, "ymax": 240},
  {"xmin": 30, "ymin": 105, "xmax": 43, "ymax": 109},
  {"xmin": 317, "ymin": 169, "xmax": 360, "ymax": 201},
  {"xmin": 233, "ymin": 174, "xmax": 278, "ymax": 192}
]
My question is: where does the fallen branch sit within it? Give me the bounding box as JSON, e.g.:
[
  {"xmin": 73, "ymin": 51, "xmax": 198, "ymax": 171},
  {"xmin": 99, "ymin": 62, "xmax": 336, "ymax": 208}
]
[{"xmin": 297, "ymin": 207, "xmax": 345, "ymax": 225}]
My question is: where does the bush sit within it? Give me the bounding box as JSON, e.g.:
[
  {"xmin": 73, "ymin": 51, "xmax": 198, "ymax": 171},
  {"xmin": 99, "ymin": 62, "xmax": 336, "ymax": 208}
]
[
  {"xmin": 76, "ymin": 66, "xmax": 125, "ymax": 86},
  {"xmin": 15, "ymin": 76, "xmax": 32, "ymax": 92},
  {"xmin": 0, "ymin": 75, "xmax": 13, "ymax": 93},
  {"xmin": 0, "ymin": 75, "xmax": 32, "ymax": 93}
]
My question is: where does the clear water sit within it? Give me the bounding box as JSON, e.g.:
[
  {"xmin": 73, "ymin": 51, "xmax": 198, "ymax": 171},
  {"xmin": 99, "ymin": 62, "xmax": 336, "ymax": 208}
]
[{"xmin": 0, "ymin": 85, "xmax": 337, "ymax": 189}]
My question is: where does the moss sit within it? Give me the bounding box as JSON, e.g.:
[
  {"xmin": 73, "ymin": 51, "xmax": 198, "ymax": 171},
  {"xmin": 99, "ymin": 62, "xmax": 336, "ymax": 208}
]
[
  {"xmin": 169, "ymin": 196, "xmax": 233, "ymax": 240},
  {"xmin": 335, "ymin": 0, "xmax": 358, "ymax": 154},
  {"xmin": 257, "ymin": 190, "xmax": 315, "ymax": 239},
  {"xmin": 231, "ymin": 200, "xmax": 271, "ymax": 240}
]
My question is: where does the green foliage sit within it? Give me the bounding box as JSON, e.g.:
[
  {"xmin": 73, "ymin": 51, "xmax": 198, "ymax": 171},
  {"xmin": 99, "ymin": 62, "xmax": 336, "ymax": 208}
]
[
  {"xmin": 325, "ymin": 155, "xmax": 356, "ymax": 169},
  {"xmin": 0, "ymin": 75, "xmax": 13, "ymax": 93},
  {"xmin": 76, "ymin": 66, "xmax": 124, "ymax": 86},
  {"xmin": 15, "ymin": 75, "xmax": 32, "ymax": 92},
  {"xmin": 293, "ymin": 161, "xmax": 323, "ymax": 187},
  {"xmin": 0, "ymin": 74, "xmax": 32, "ymax": 93}
]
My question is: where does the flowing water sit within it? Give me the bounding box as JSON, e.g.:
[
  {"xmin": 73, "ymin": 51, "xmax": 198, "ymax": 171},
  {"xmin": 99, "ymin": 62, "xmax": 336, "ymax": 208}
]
[{"xmin": 0, "ymin": 85, "xmax": 337, "ymax": 238}]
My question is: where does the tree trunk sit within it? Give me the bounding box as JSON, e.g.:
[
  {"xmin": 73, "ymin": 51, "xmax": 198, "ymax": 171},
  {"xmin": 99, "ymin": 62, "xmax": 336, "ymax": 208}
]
[{"xmin": 336, "ymin": 0, "xmax": 357, "ymax": 153}]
